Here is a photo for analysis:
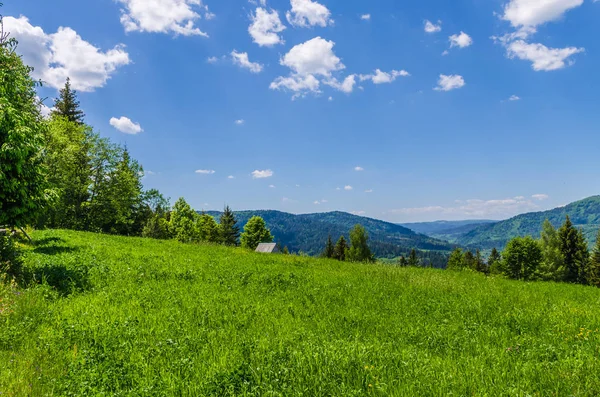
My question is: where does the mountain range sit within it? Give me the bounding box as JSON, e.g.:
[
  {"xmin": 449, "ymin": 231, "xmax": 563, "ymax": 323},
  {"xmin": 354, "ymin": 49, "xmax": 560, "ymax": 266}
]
[{"xmin": 205, "ymin": 210, "xmax": 455, "ymax": 258}]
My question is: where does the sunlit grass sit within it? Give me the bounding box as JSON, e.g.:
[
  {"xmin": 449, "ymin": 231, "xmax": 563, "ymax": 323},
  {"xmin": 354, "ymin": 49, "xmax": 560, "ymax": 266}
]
[{"xmin": 2, "ymin": 229, "xmax": 600, "ymax": 396}]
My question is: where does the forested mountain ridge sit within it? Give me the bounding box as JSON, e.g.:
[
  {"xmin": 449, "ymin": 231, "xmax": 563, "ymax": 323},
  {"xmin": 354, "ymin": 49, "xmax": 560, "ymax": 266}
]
[
  {"xmin": 205, "ymin": 210, "xmax": 456, "ymax": 258},
  {"xmin": 401, "ymin": 220, "xmax": 497, "ymax": 242},
  {"xmin": 456, "ymin": 196, "xmax": 600, "ymax": 250}
]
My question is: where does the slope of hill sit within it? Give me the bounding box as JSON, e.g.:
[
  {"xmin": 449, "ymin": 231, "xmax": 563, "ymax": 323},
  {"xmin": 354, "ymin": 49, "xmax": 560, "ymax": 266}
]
[
  {"xmin": 3, "ymin": 230, "xmax": 600, "ymax": 395},
  {"xmin": 401, "ymin": 220, "xmax": 497, "ymax": 242},
  {"xmin": 206, "ymin": 210, "xmax": 455, "ymax": 258},
  {"xmin": 457, "ymin": 196, "xmax": 600, "ymax": 249}
]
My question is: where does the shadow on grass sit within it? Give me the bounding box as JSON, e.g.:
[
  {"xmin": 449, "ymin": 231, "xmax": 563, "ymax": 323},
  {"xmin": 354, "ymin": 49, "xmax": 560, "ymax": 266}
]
[
  {"xmin": 21, "ymin": 264, "xmax": 91, "ymax": 296},
  {"xmin": 34, "ymin": 237, "xmax": 66, "ymax": 246},
  {"xmin": 33, "ymin": 246, "xmax": 80, "ymax": 256}
]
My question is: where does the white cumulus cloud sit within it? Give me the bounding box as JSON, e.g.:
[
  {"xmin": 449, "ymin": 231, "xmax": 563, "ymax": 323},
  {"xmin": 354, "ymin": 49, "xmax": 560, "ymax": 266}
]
[
  {"xmin": 235, "ymin": 119, "xmax": 245, "ymax": 125},
  {"xmin": 354, "ymin": 166, "xmax": 364, "ymax": 171},
  {"xmin": 110, "ymin": 117, "xmax": 143, "ymax": 134},
  {"xmin": 361, "ymin": 14, "xmax": 371, "ymax": 21},
  {"xmin": 434, "ymin": 74, "xmax": 465, "ymax": 91},
  {"xmin": 506, "ymin": 40, "xmax": 584, "ymax": 71},
  {"xmin": 509, "ymin": 95, "xmax": 521, "ymax": 101},
  {"xmin": 286, "ymin": 0, "xmax": 333, "ymax": 28},
  {"xmin": 231, "ymin": 50, "xmax": 263, "ymax": 73},
  {"xmin": 344, "ymin": 185, "xmax": 353, "ymax": 191},
  {"xmin": 280, "ymin": 37, "xmax": 344, "ymax": 76},
  {"xmin": 252, "ymin": 169, "xmax": 274, "ymax": 179},
  {"xmin": 323, "ymin": 75, "xmax": 356, "ymax": 93},
  {"xmin": 502, "ymin": 0, "xmax": 583, "ymax": 28},
  {"xmin": 116, "ymin": 0, "xmax": 213, "ymax": 37},
  {"xmin": 424, "ymin": 20, "xmax": 442, "ymax": 33},
  {"xmin": 449, "ymin": 31, "xmax": 473, "ymax": 48},
  {"xmin": 249, "ymin": 7, "xmax": 286, "ymax": 47},
  {"xmin": 4, "ymin": 16, "xmax": 130, "ymax": 92},
  {"xmin": 196, "ymin": 169, "xmax": 216, "ymax": 174}
]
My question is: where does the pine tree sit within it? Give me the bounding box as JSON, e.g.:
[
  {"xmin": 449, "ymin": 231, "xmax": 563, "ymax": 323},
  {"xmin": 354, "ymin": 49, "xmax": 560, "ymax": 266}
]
[
  {"xmin": 323, "ymin": 235, "xmax": 335, "ymax": 258},
  {"xmin": 52, "ymin": 78, "xmax": 85, "ymax": 124},
  {"xmin": 220, "ymin": 205, "xmax": 240, "ymax": 246},
  {"xmin": 398, "ymin": 256, "xmax": 408, "ymax": 267},
  {"xmin": 408, "ymin": 249, "xmax": 419, "ymax": 267},
  {"xmin": 333, "ymin": 236, "xmax": 348, "ymax": 261},
  {"xmin": 588, "ymin": 229, "xmax": 600, "ymax": 287},
  {"xmin": 559, "ymin": 216, "xmax": 582, "ymax": 283},
  {"xmin": 347, "ymin": 225, "xmax": 374, "ymax": 263}
]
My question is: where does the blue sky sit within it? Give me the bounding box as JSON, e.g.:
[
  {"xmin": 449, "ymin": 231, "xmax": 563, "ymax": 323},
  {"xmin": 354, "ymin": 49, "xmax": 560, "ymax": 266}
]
[{"xmin": 3, "ymin": 0, "xmax": 600, "ymax": 222}]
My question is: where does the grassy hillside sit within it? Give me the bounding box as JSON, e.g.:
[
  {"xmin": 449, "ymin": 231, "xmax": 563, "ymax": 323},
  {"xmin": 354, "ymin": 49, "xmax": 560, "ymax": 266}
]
[
  {"xmin": 2, "ymin": 230, "xmax": 600, "ymax": 395},
  {"xmin": 457, "ymin": 196, "xmax": 600, "ymax": 250},
  {"xmin": 206, "ymin": 210, "xmax": 455, "ymax": 258}
]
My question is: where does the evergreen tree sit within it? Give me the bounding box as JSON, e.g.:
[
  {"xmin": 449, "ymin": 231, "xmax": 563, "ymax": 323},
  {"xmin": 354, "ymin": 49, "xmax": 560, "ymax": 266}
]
[
  {"xmin": 240, "ymin": 216, "xmax": 273, "ymax": 250},
  {"xmin": 347, "ymin": 225, "xmax": 374, "ymax": 263},
  {"xmin": 559, "ymin": 216, "xmax": 583, "ymax": 283},
  {"xmin": 333, "ymin": 236, "xmax": 348, "ymax": 261},
  {"xmin": 447, "ymin": 248, "xmax": 464, "ymax": 270},
  {"xmin": 0, "ymin": 19, "xmax": 50, "ymax": 231},
  {"xmin": 475, "ymin": 249, "xmax": 487, "ymax": 273},
  {"xmin": 488, "ymin": 248, "xmax": 503, "ymax": 275},
  {"xmin": 502, "ymin": 236, "xmax": 542, "ymax": 280},
  {"xmin": 463, "ymin": 251, "xmax": 476, "ymax": 270},
  {"xmin": 576, "ymin": 228, "xmax": 590, "ymax": 284},
  {"xmin": 588, "ymin": 229, "xmax": 600, "ymax": 287},
  {"xmin": 323, "ymin": 235, "xmax": 335, "ymax": 258},
  {"xmin": 398, "ymin": 256, "xmax": 408, "ymax": 267},
  {"xmin": 408, "ymin": 249, "xmax": 419, "ymax": 267},
  {"xmin": 283, "ymin": 246, "xmax": 290, "ymax": 255},
  {"xmin": 52, "ymin": 78, "xmax": 85, "ymax": 124},
  {"xmin": 538, "ymin": 219, "xmax": 565, "ymax": 281},
  {"xmin": 220, "ymin": 205, "xmax": 240, "ymax": 246}
]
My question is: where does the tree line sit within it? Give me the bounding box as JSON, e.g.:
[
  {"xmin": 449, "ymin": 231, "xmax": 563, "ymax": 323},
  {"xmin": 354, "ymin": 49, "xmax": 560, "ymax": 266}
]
[
  {"xmin": 0, "ymin": 16, "xmax": 278, "ymax": 277},
  {"xmin": 447, "ymin": 216, "xmax": 600, "ymax": 287},
  {"xmin": 321, "ymin": 225, "xmax": 375, "ymax": 263}
]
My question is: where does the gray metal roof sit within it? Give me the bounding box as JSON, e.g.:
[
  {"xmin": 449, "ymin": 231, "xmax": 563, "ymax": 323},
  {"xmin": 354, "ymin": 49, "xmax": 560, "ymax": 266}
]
[{"xmin": 255, "ymin": 243, "xmax": 278, "ymax": 253}]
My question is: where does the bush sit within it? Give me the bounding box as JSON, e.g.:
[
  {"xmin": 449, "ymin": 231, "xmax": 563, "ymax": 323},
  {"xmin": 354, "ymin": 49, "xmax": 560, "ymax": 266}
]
[{"xmin": 0, "ymin": 233, "xmax": 21, "ymax": 280}]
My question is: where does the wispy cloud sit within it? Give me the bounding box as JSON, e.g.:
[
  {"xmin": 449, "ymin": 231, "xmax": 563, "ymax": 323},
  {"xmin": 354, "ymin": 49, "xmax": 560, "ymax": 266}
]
[{"xmin": 196, "ymin": 169, "xmax": 216, "ymax": 175}]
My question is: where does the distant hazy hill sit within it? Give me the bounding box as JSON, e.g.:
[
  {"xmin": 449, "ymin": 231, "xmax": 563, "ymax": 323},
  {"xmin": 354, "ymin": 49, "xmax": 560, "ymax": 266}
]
[
  {"xmin": 456, "ymin": 196, "xmax": 600, "ymax": 250},
  {"xmin": 401, "ymin": 220, "xmax": 497, "ymax": 242},
  {"xmin": 204, "ymin": 210, "xmax": 455, "ymax": 258}
]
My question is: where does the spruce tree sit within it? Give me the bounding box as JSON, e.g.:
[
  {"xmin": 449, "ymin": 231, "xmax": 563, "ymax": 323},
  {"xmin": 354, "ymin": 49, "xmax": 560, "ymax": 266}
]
[
  {"xmin": 220, "ymin": 205, "xmax": 240, "ymax": 246},
  {"xmin": 408, "ymin": 249, "xmax": 419, "ymax": 267},
  {"xmin": 488, "ymin": 248, "xmax": 501, "ymax": 272},
  {"xmin": 52, "ymin": 78, "xmax": 85, "ymax": 124},
  {"xmin": 588, "ymin": 229, "xmax": 600, "ymax": 287},
  {"xmin": 323, "ymin": 235, "xmax": 335, "ymax": 258},
  {"xmin": 575, "ymin": 228, "xmax": 590, "ymax": 284},
  {"xmin": 475, "ymin": 249, "xmax": 487, "ymax": 273},
  {"xmin": 333, "ymin": 236, "xmax": 348, "ymax": 261},
  {"xmin": 559, "ymin": 216, "xmax": 582, "ymax": 283},
  {"xmin": 398, "ymin": 256, "xmax": 408, "ymax": 267}
]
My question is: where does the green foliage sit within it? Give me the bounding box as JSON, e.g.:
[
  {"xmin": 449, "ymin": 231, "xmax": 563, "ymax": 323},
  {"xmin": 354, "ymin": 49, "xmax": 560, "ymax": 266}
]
[
  {"xmin": 5, "ymin": 229, "xmax": 600, "ymax": 395},
  {"xmin": 170, "ymin": 198, "xmax": 198, "ymax": 243},
  {"xmin": 333, "ymin": 236, "xmax": 348, "ymax": 261},
  {"xmin": 502, "ymin": 236, "xmax": 542, "ymax": 280},
  {"xmin": 0, "ymin": 233, "xmax": 20, "ymax": 278},
  {"xmin": 559, "ymin": 216, "xmax": 587, "ymax": 284},
  {"xmin": 488, "ymin": 248, "xmax": 503, "ymax": 275},
  {"xmin": 538, "ymin": 219, "xmax": 565, "ymax": 281},
  {"xmin": 408, "ymin": 248, "xmax": 419, "ymax": 267},
  {"xmin": 0, "ymin": 25, "xmax": 50, "ymax": 229},
  {"xmin": 323, "ymin": 235, "xmax": 335, "ymax": 258},
  {"xmin": 346, "ymin": 225, "xmax": 374, "ymax": 263},
  {"xmin": 446, "ymin": 248, "xmax": 465, "ymax": 270},
  {"xmin": 51, "ymin": 78, "xmax": 85, "ymax": 124},
  {"xmin": 219, "ymin": 206, "xmax": 239, "ymax": 246},
  {"xmin": 588, "ymin": 229, "xmax": 600, "ymax": 287},
  {"xmin": 197, "ymin": 214, "xmax": 220, "ymax": 243},
  {"xmin": 240, "ymin": 216, "xmax": 273, "ymax": 250}
]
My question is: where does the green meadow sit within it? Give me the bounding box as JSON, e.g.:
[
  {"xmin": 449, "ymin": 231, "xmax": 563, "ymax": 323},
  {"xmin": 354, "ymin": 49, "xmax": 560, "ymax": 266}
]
[{"xmin": 2, "ymin": 230, "xmax": 600, "ymax": 396}]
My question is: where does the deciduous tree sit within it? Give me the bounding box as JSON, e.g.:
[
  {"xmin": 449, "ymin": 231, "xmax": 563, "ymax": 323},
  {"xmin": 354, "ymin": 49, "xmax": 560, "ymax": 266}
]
[
  {"xmin": 502, "ymin": 236, "xmax": 542, "ymax": 280},
  {"xmin": 240, "ymin": 216, "xmax": 273, "ymax": 250},
  {"xmin": 347, "ymin": 225, "xmax": 374, "ymax": 263}
]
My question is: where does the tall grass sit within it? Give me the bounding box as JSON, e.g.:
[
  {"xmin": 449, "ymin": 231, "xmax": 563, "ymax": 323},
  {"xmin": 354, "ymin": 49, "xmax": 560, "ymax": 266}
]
[{"xmin": 2, "ymin": 229, "xmax": 600, "ymax": 396}]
